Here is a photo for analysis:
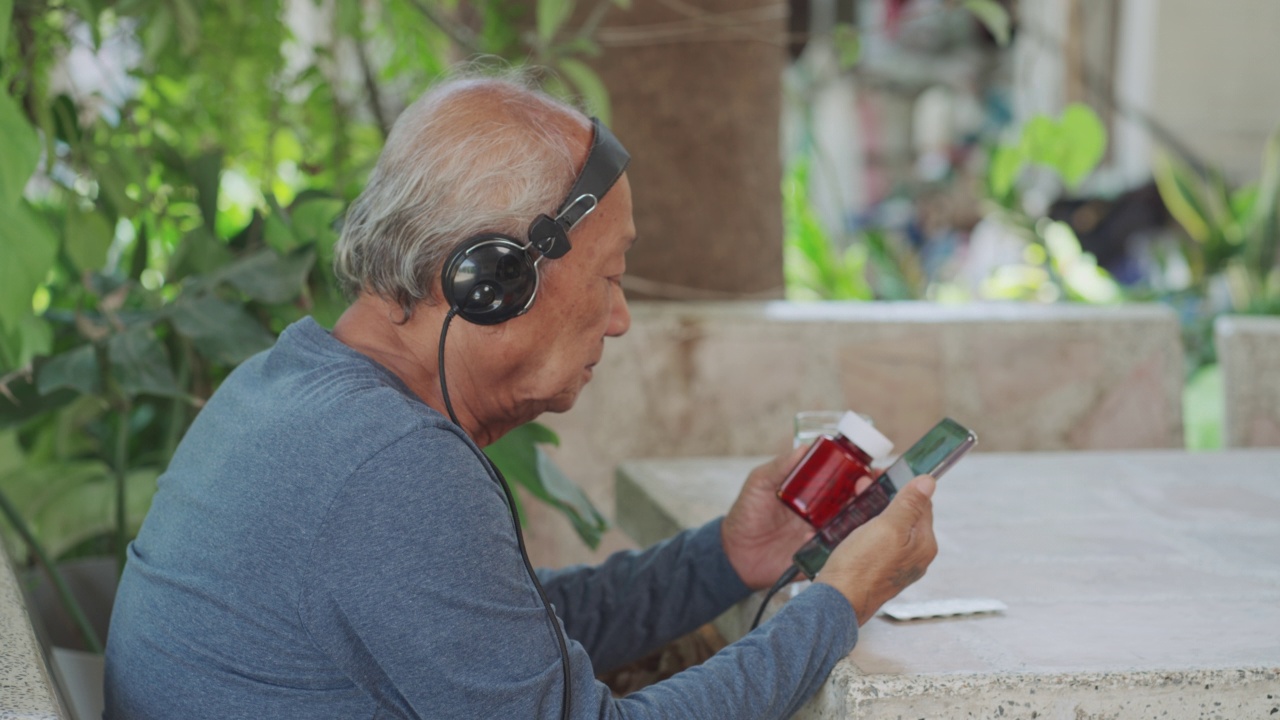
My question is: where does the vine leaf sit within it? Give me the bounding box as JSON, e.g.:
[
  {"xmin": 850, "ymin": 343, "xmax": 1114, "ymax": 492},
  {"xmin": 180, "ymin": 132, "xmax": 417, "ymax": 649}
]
[
  {"xmin": 216, "ymin": 248, "xmax": 316, "ymax": 304},
  {"xmin": 37, "ymin": 345, "xmax": 103, "ymax": 397},
  {"xmin": 168, "ymin": 293, "xmax": 275, "ymax": 365},
  {"xmin": 107, "ymin": 325, "xmax": 183, "ymax": 399}
]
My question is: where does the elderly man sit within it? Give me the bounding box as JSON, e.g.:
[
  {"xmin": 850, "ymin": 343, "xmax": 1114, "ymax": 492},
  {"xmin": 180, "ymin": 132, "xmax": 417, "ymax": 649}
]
[{"xmin": 104, "ymin": 74, "xmax": 938, "ymax": 719}]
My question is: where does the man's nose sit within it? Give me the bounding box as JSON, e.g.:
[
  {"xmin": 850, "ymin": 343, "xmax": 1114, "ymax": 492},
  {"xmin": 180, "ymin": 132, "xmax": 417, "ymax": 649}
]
[{"xmin": 606, "ymin": 285, "xmax": 631, "ymax": 337}]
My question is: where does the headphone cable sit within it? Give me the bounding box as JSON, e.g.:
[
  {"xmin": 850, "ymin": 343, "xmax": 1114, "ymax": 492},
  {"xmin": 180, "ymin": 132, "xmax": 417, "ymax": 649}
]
[
  {"xmin": 437, "ymin": 308, "xmax": 573, "ymax": 720},
  {"xmin": 750, "ymin": 564, "xmax": 801, "ymax": 632}
]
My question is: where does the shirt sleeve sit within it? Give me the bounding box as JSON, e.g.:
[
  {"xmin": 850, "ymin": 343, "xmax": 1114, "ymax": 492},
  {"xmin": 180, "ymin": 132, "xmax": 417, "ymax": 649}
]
[
  {"xmin": 299, "ymin": 428, "xmax": 858, "ymax": 719},
  {"xmin": 534, "ymin": 518, "xmax": 752, "ymax": 674}
]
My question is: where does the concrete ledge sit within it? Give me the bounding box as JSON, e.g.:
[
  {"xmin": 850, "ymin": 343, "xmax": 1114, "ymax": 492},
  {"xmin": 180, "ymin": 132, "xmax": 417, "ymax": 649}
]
[
  {"xmin": 535, "ymin": 301, "xmax": 1186, "ymax": 568},
  {"xmin": 797, "ymin": 666, "xmax": 1280, "ymax": 719},
  {"xmin": 1216, "ymin": 315, "xmax": 1280, "ymax": 447},
  {"xmin": 0, "ymin": 545, "xmax": 66, "ymax": 719}
]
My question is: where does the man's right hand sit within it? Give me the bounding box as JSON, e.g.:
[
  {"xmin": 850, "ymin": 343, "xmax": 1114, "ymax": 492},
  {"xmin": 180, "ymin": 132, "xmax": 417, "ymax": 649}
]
[{"xmin": 814, "ymin": 475, "xmax": 939, "ymax": 626}]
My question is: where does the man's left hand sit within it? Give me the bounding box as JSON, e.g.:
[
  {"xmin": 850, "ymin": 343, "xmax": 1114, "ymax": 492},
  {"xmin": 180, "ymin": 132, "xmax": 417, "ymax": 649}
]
[{"xmin": 720, "ymin": 446, "xmax": 874, "ymax": 590}]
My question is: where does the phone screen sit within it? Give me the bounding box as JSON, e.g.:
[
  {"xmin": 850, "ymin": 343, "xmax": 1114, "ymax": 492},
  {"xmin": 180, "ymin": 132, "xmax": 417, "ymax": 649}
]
[
  {"xmin": 882, "ymin": 418, "xmax": 978, "ymax": 489},
  {"xmin": 794, "ymin": 418, "xmax": 977, "ymax": 579}
]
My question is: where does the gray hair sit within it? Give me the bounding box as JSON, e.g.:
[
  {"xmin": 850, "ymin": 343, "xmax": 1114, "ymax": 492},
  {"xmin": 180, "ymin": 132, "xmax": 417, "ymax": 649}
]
[{"xmin": 333, "ymin": 71, "xmax": 586, "ymax": 319}]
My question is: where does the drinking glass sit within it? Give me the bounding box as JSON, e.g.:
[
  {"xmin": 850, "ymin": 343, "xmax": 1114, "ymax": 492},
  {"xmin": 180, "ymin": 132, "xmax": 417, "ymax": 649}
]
[{"xmin": 792, "ymin": 410, "xmax": 847, "ymax": 448}]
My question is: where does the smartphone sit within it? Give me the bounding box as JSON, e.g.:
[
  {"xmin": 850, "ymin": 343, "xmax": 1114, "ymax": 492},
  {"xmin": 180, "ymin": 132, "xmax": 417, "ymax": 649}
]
[{"xmin": 791, "ymin": 417, "xmax": 977, "ymax": 579}]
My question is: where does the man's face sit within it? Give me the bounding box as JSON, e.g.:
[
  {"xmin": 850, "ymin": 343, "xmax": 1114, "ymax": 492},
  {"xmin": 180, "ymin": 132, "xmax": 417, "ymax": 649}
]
[{"xmin": 487, "ymin": 173, "xmax": 635, "ymax": 418}]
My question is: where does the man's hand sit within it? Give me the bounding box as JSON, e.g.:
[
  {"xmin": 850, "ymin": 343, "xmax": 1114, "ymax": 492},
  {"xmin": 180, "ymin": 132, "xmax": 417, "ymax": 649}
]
[
  {"xmin": 721, "ymin": 446, "xmax": 873, "ymax": 590},
  {"xmin": 816, "ymin": 475, "xmax": 938, "ymax": 625}
]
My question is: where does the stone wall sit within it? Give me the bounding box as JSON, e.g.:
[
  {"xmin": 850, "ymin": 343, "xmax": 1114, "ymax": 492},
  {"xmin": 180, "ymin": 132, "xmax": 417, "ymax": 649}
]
[
  {"xmin": 526, "ymin": 301, "xmax": 1185, "ymax": 567},
  {"xmin": 1216, "ymin": 315, "xmax": 1280, "ymax": 447}
]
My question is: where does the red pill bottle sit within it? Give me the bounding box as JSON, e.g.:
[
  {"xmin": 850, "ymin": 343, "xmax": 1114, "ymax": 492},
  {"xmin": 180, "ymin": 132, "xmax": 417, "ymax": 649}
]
[{"xmin": 777, "ymin": 411, "xmax": 894, "ymax": 529}]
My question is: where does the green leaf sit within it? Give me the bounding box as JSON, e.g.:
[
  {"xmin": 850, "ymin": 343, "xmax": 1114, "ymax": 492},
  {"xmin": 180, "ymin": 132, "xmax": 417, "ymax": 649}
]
[
  {"xmin": 610, "ymin": 0, "xmax": 630, "ymax": 8},
  {"xmin": 169, "ymin": 227, "xmax": 234, "ymax": 282},
  {"xmin": 171, "ymin": 0, "xmax": 201, "ymax": 55},
  {"xmin": 833, "ymin": 24, "xmax": 861, "ymax": 69},
  {"xmin": 0, "ymin": 202, "xmax": 59, "ymax": 333},
  {"xmin": 290, "ymin": 196, "xmax": 344, "ymax": 258},
  {"xmin": 1230, "ymin": 185, "xmax": 1260, "ymax": 222},
  {"xmin": 1183, "ymin": 363, "xmax": 1222, "ymax": 451},
  {"xmin": 106, "ymin": 325, "xmax": 183, "ymax": 399},
  {"xmin": 6, "ymin": 463, "xmax": 159, "ymax": 561},
  {"xmin": 537, "ymin": 0, "xmax": 574, "ymax": 45},
  {"xmin": 0, "ymin": 91, "xmax": 39, "ymax": 207},
  {"xmin": 1153, "ymin": 151, "xmax": 1214, "ymax": 244},
  {"xmin": 0, "ymin": 430, "xmax": 21, "ymax": 477},
  {"xmin": 484, "ymin": 422, "xmax": 609, "ymax": 549},
  {"xmin": 1021, "ymin": 115, "xmax": 1061, "ymax": 167},
  {"xmin": 0, "ymin": 371, "xmax": 76, "ymax": 430},
  {"xmin": 217, "ymin": 248, "xmax": 315, "ymax": 304},
  {"xmin": 50, "ymin": 94, "xmax": 83, "ymax": 146},
  {"xmin": 535, "ymin": 446, "xmax": 608, "ymax": 547},
  {"xmin": 141, "ymin": 6, "xmax": 174, "ymax": 66},
  {"xmin": 264, "ymin": 211, "xmax": 297, "ymax": 254},
  {"xmin": 988, "ymin": 145, "xmax": 1024, "ymax": 199},
  {"xmin": 1056, "ymin": 103, "xmax": 1107, "ymax": 186},
  {"xmin": 0, "ymin": 0, "xmax": 12, "ymax": 55},
  {"xmin": 0, "ymin": 460, "xmax": 113, "ymax": 561},
  {"xmin": 188, "ymin": 149, "xmax": 224, "ymax": 231},
  {"xmin": 560, "ymin": 37, "xmax": 601, "ymax": 57},
  {"xmin": 168, "ymin": 293, "xmax": 275, "ymax": 365},
  {"xmin": 0, "ymin": 312, "xmax": 52, "ymax": 370},
  {"xmin": 64, "ymin": 206, "xmax": 115, "ymax": 273},
  {"xmin": 37, "ymin": 345, "xmax": 102, "ymax": 397},
  {"xmin": 963, "ymin": 0, "xmax": 1010, "ymax": 46},
  {"xmin": 557, "ymin": 58, "xmax": 611, "ymax": 126}
]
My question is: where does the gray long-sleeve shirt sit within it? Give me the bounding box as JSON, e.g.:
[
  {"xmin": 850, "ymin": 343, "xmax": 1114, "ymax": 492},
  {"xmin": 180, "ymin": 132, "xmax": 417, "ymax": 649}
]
[{"xmin": 104, "ymin": 317, "xmax": 858, "ymax": 719}]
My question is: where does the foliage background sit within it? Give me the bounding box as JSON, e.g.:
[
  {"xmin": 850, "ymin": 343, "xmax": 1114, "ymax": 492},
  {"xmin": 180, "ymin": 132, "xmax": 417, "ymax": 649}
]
[{"xmin": 0, "ymin": 0, "xmax": 625, "ymax": 605}]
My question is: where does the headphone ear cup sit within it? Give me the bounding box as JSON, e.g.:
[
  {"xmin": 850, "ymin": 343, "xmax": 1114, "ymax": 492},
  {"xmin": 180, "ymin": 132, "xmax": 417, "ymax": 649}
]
[{"xmin": 441, "ymin": 235, "xmax": 539, "ymax": 325}]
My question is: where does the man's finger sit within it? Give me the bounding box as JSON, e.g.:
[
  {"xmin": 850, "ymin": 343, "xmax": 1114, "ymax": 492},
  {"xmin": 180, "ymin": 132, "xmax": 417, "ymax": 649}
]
[
  {"xmin": 884, "ymin": 475, "xmax": 935, "ymax": 525},
  {"xmin": 759, "ymin": 445, "xmax": 807, "ymax": 484}
]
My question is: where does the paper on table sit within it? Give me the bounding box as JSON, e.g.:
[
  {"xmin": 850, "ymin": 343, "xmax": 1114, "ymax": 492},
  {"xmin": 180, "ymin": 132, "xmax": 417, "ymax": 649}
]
[{"xmin": 879, "ymin": 597, "xmax": 1007, "ymax": 621}]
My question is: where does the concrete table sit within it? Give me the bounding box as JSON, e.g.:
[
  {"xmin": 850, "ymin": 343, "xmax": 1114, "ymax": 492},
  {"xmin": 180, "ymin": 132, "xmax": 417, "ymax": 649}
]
[{"xmin": 616, "ymin": 450, "xmax": 1280, "ymax": 719}]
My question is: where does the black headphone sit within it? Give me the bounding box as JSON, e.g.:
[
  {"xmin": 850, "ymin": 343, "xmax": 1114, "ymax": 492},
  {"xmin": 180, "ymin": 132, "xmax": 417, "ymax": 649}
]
[{"xmin": 440, "ymin": 117, "xmax": 631, "ymax": 325}]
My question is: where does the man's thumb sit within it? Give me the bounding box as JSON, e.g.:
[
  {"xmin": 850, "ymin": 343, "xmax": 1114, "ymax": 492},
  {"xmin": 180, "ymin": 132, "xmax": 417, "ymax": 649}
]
[
  {"xmin": 886, "ymin": 475, "xmax": 935, "ymax": 522},
  {"xmin": 908, "ymin": 474, "xmax": 936, "ymax": 499}
]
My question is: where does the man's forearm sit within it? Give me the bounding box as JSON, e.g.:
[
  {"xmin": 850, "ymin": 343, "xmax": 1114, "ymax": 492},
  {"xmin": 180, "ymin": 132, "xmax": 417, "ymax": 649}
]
[{"xmin": 536, "ymin": 518, "xmax": 752, "ymax": 673}]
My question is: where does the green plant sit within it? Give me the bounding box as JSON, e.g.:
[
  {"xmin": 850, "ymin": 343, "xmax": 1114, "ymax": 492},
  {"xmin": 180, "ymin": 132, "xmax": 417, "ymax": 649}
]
[
  {"xmin": 1, "ymin": 0, "xmax": 621, "ymax": 651},
  {"xmin": 781, "ymin": 158, "xmax": 926, "ymax": 302},
  {"xmin": 782, "ymin": 159, "xmax": 873, "ymax": 301},
  {"xmin": 1154, "ymin": 126, "xmax": 1280, "ymax": 316},
  {"xmin": 1146, "ymin": 127, "xmax": 1280, "ymax": 445},
  {"xmin": 978, "ymin": 103, "xmax": 1123, "ymax": 304},
  {"xmin": 780, "ymin": 0, "xmax": 1010, "ymax": 302}
]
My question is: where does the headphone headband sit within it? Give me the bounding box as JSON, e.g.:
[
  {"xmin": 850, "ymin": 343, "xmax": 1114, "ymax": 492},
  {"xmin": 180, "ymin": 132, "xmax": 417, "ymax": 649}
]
[
  {"xmin": 443, "ymin": 117, "xmax": 631, "ymax": 325},
  {"xmin": 528, "ymin": 118, "xmax": 631, "ymax": 259}
]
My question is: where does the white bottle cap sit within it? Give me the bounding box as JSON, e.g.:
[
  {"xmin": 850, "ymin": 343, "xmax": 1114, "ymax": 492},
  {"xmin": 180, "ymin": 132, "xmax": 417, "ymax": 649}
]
[{"xmin": 837, "ymin": 411, "xmax": 894, "ymax": 460}]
